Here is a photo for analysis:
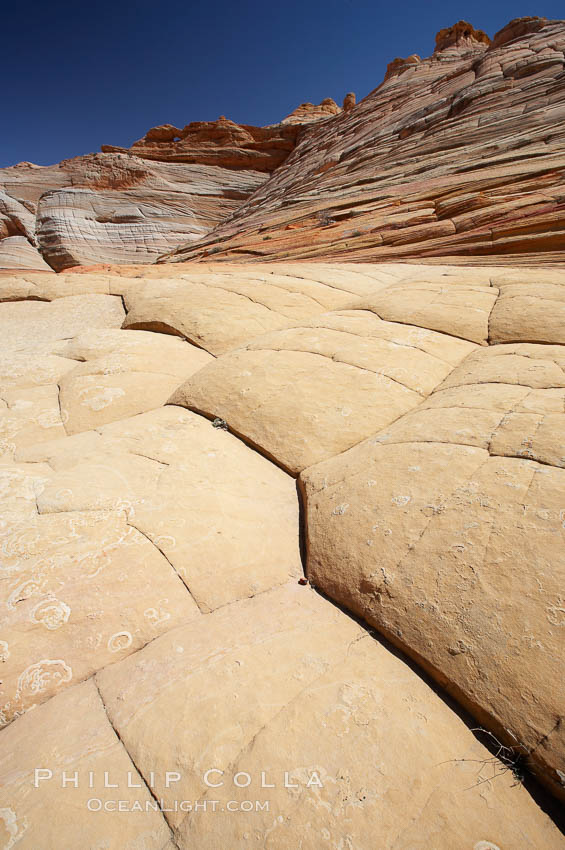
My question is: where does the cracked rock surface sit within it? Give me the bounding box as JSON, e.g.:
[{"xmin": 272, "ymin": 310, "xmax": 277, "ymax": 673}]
[{"xmin": 0, "ymin": 260, "xmax": 564, "ymax": 847}]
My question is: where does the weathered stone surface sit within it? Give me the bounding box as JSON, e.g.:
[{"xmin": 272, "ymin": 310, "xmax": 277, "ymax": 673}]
[
  {"xmin": 102, "ymin": 115, "xmax": 301, "ymax": 171},
  {"xmin": 278, "ymin": 98, "xmax": 341, "ymax": 125},
  {"xmin": 0, "ymin": 293, "xmax": 126, "ymax": 459},
  {"xmin": 0, "ymin": 235, "xmax": 52, "ymax": 270},
  {"xmin": 0, "ymin": 190, "xmax": 36, "ymax": 242},
  {"xmin": 348, "ymin": 276, "xmax": 498, "ymax": 343},
  {"xmin": 17, "ymin": 406, "xmax": 302, "ymax": 612},
  {"xmin": 33, "ymin": 156, "xmax": 266, "ymax": 270},
  {"xmin": 97, "ymin": 584, "xmax": 564, "ymax": 848},
  {"xmin": 0, "ymin": 270, "xmax": 117, "ymax": 301},
  {"xmin": 0, "ymin": 293, "xmax": 124, "ymax": 350},
  {"xmin": 434, "ymin": 20, "xmax": 491, "ymax": 51},
  {"xmin": 0, "ymin": 384, "xmax": 66, "ymax": 460},
  {"xmin": 121, "ymin": 263, "xmax": 392, "ymax": 354},
  {"xmin": 0, "ymin": 509, "xmax": 200, "ymax": 725},
  {"xmin": 0, "ymin": 149, "xmax": 265, "ymax": 271},
  {"xmin": 171, "ymin": 310, "xmax": 475, "ymax": 473},
  {"xmin": 165, "ymin": 18, "xmax": 565, "ymax": 265},
  {"xmin": 0, "ymin": 679, "xmax": 174, "ymax": 847},
  {"xmin": 301, "ymin": 341, "xmax": 565, "ymax": 798},
  {"xmin": 0, "ymin": 105, "xmax": 337, "ymax": 271},
  {"xmin": 489, "ymin": 277, "xmax": 565, "ymax": 344},
  {"xmin": 2, "ymin": 258, "xmax": 565, "ymax": 844},
  {"xmin": 57, "ymin": 329, "xmax": 212, "ymax": 433}
]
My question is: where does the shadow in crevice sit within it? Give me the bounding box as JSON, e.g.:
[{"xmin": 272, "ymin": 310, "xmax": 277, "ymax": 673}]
[{"xmin": 309, "ymin": 584, "xmax": 565, "ymax": 836}]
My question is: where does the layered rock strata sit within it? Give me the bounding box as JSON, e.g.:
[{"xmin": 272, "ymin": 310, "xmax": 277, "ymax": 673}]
[
  {"xmin": 165, "ymin": 17, "xmax": 565, "ymax": 266},
  {"xmin": 0, "ymin": 106, "xmax": 337, "ymax": 272}
]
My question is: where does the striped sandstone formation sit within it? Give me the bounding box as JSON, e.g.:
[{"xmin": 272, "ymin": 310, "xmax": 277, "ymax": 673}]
[
  {"xmin": 1, "ymin": 15, "xmax": 565, "ymax": 850},
  {"xmin": 164, "ymin": 17, "xmax": 565, "ymax": 265}
]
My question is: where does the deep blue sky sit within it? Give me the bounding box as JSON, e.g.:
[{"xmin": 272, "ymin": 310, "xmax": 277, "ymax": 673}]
[{"xmin": 2, "ymin": 1, "xmax": 563, "ymax": 167}]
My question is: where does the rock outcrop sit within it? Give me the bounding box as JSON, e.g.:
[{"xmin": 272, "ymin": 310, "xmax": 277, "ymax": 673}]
[
  {"xmin": 2, "ymin": 14, "xmax": 565, "ymax": 849},
  {"xmin": 278, "ymin": 98, "xmax": 342, "ymax": 124},
  {"xmin": 0, "ymin": 152, "xmax": 266, "ymax": 270},
  {"xmin": 0, "ymin": 108, "xmax": 337, "ymax": 271},
  {"xmin": 165, "ymin": 17, "xmax": 565, "ymax": 265},
  {"xmin": 1, "ymin": 260, "xmax": 565, "ymax": 848},
  {"xmin": 101, "ymin": 115, "xmax": 301, "ymax": 170}
]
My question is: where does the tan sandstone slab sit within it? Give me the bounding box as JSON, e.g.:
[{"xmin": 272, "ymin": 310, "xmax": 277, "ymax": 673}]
[
  {"xmin": 121, "ymin": 265, "xmax": 394, "ymax": 355},
  {"xmin": 0, "ymin": 679, "xmax": 174, "ymax": 848},
  {"xmin": 438, "ymin": 342, "xmax": 565, "ymax": 391},
  {"xmin": 170, "ymin": 310, "xmax": 476, "ymax": 473},
  {"xmin": 0, "ymin": 508, "xmax": 199, "ymax": 726},
  {"xmin": 302, "ymin": 435, "xmax": 565, "ymax": 799},
  {"xmin": 0, "ymin": 271, "xmax": 118, "ymax": 301},
  {"xmin": 0, "ymin": 350, "xmax": 76, "ymax": 393},
  {"xmin": 96, "ymin": 584, "xmax": 564, "ymax": 848},
  {"xmin": 0, "ymin": 235, "xmax": 52, "ymax": 271},
  {"xmin": 347, "ymin": 277, "xmax": 498, "ymax": 344},
  {"xmin": 0, "ymin": 384, "xmax": 66, "ymax": 460},
  {"xmin": 371, "ymin": 343, "xmax": 565, "ymax": 467},
  {"xmin": 18, "ymin": 405, "xmax": 302, "ymax": 612},
  {"xmin": 0, "ymin": 293, "xmax": 125, "ymax": 351},
  {"xmin": 57, "ymin": 328, "xmax": 212, "ymax": 433},
  {"xmin": 489, "ymin": 279, "xmax": 565, "ymax": 344}
]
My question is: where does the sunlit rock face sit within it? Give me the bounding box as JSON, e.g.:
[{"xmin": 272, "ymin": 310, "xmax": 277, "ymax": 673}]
[
  {"xmin": 164, "ymin": 17, "xmax": 565, "ymax": 266},
  {"xmin": 1, "ymin": 259, "xmax": 564, "ymax": 829},
  {"xmin": 1, "ymin": 15, "xmax": 565, "ymax": 850},
  {"xmin": 0, "ymin": 109, "xmax": 336, "ymax": 271}
]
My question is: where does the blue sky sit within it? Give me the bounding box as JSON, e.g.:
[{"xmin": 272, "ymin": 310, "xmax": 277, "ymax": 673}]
[{"xmin": 2, "ymin": 1, "xmax": 563, "ymax": 167}]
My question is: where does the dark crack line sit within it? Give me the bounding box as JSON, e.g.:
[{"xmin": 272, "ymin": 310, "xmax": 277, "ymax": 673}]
[{"xmin": 93, "ymin": 678, "xmax": 182, "ymax": 849}]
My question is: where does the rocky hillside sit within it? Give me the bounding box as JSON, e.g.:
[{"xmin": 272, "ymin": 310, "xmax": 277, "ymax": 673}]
[
  {"xmin": 165, "ymin": 17, "xmax": 565, "ymax": 265},
  {"xmin": 0, "ymin": 102, "xmax": 338, "ymax": 271}
]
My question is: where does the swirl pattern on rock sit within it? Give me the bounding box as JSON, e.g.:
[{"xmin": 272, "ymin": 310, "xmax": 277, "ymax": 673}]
[
  {"xmin": 164, "ymin": 17, "xmax": 565, "ymax": 265},
  {"xmin": 0, "ymin": 106, "xmax": 339, "ymax": 272}
]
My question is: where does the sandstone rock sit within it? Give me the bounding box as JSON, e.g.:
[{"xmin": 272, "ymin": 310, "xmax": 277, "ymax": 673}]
[
  {"xmin": 301, "ymin": 343, "xmax": 565, "ymax": 798},
  {"xmin": 97, "ymin": 583, "xmax": 564, "ymax": 848},
  {"xmin": 342, "ymin": 91, "xmax": 356, "ymax": 111},
  {"xmin": 0, "ymin": 293, "xmax": 125, "ymax": 462},
  {"xmin": 0, "ymin": 349, "xmax": 76, "ymax": 394},
  {"xmin": 165, "ymin": 18, "xmax": 565, "ymax": 265},
  {"xmin": 0, "ymin": 293, "xmax": 124, "ymax": 350},
  {"xmin": 103, "ymin": 115, "xmax": 301, "ymax": 171},
  {"xmin": 18, "ymin": 405, "xmax": 302, "ymax": 612},
  {"xmin": 383, "ymin": 54, "xmax": 421, "ymax": 81},
  {"xmin": 0, "ymin": 189, "xmax": 36, "ymax": 242},
  {"xmin": 348, "ymin": 277, "xmax": 498, "ymax": 344},
  {"xmin": 434, "ymin": 20, "xmax": 491, "ymax": 52},
  {"xmin": 488, "ymin": 278, "xmax": 565, "ymax": 344},
  {"xmin": 492, "ymin": 16, "xmax": 550, "ymax": 48},
  {"xmin": 0, "ymin": 384, "xmax": 66, "ymax": 460},
  {"xmin": 0, "ymin": 271, "xmax": 108, "ymax": 301},
  {"xmin": 171, "ymin": 310, "xmax": 476, "ymax": 473},
  {"xmin": 279, "ymin": 98, "xmax": 341, "ymax": 125},
  {"xmin": 0, "ymin": 235, "xmax": 52, "ymax": 270},
  {"xmin": 0, "ymin": 680, "xmax": 174, "ymax": 847},
  {"xmin": 0, "ymin": 142, "xmax": 271, "ymax": 270},
  {"xmin": 121, "ymin": 263, "xmax": 391, "ymax": 354},
  {"xmin": 0, "ymin": 94, "xmax": 354, "ymax": 271},
  {"xmin": 0, "ymin": 510, "xmax": 200, "ymax": 725},
  {"xmin": 144, "ymin": 123, "xmax": 183, "ymax": 142},
  {"xmin": 34, "ymin": 156, "xmax": 266, "ymax": 270},
  {"xmin": 2, "ymin": 258, "xmax": 565, "ymax": 844},
  {"xmin": 57, "ymin": 328, "xmax": 212, "ymax": 433}
]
